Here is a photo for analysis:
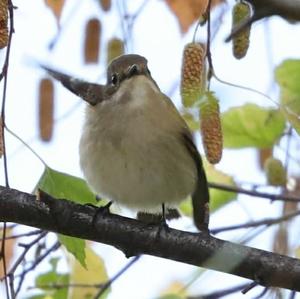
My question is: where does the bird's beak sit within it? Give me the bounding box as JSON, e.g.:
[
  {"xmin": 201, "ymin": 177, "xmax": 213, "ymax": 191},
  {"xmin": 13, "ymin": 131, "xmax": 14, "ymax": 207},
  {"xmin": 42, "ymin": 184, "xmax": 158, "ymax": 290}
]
[{"xmin": 42, "ymin": 66, "xmax": 106, "ymax": 106}]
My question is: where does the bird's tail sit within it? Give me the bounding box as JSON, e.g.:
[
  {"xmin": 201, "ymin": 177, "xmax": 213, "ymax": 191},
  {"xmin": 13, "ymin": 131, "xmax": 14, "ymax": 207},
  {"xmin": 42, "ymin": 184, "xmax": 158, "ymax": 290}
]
[{"xmin": 192, "ymin": 165, "xmax": 210, "ymax": 232}]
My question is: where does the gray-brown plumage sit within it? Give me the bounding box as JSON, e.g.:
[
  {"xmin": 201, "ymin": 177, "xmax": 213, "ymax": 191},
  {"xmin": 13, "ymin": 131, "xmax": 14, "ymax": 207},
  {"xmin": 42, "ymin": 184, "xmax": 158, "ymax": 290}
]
[{"xmin": 43, "ymin": 54, "xmax": 210, "ymax": 231}]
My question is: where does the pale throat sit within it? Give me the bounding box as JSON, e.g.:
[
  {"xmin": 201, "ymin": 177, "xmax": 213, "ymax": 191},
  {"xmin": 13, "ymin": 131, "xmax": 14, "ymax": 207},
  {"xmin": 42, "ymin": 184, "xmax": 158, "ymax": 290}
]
[{"xmin": 116, "ymin": 75, "xmax": 160, "ymax": 108}]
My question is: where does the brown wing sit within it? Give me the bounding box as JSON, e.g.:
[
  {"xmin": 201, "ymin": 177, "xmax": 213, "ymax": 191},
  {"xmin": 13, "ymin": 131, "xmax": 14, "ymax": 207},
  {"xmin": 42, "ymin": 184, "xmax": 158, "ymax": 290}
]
[
  {"xmin": 161, "ymin": 94, "xmax": 210, "ymax": 231},
  {"xmin": 182, "ymin": 131, "xmax": 210, "ymax": 232}
]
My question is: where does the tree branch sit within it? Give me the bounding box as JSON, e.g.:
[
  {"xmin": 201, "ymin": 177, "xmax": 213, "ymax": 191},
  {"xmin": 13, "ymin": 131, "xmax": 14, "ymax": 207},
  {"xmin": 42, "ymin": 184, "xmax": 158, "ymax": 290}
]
[
  {"xmin": 226, "ymin": 0, "xmax": 300, "ymax": 41},
  {"xmin": 1, "ymin": 185, "xmax": 300, "ymax": 292}
]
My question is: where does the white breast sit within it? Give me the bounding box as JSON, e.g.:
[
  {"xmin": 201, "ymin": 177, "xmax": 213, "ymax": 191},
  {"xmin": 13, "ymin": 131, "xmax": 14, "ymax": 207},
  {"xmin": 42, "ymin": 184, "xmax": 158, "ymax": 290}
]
[{"xmin": 79, "ymin": 76, "xmax": 197, "ymax": 212}]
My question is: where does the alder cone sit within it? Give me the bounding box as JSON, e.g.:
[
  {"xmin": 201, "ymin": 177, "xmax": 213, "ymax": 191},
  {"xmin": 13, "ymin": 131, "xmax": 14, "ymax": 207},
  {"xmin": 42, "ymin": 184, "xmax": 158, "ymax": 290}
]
[
  {"xmin": 232, "ymin": 1, "xmax": 251, "ymax": 59},
  {"xmin": 84, "ymin": 18, "xmax": 101, "ymax": 64},
  {"xmin": 39, "ymin": 78, "xmax": 54, "ymax": 142},
  {"xmin": 0, "ymin": 0, "xmax": 8, "ymax": 49},
  {"xmin": 199, "ymin": 92, "xmax": 223, "ymax": 164},
  {"xmin": 264, "ymin": 157, "xmax": 287, "ymax": 187},
  {"xmin": 180, "ymin": 42, "xmax": 206, "ymax": 107},
  {"xmin": 107, "ymin": 38, "xmax": 124, "ymax": 65}
]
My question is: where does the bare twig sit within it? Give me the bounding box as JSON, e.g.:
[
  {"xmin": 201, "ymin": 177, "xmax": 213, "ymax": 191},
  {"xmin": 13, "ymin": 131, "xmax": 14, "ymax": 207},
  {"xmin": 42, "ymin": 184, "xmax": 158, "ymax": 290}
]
[
  {"xmin": 7, "ymin": 231, "xmax": 47, "ymax": 275},
  {"xmin": 208, "ymin": 182, "xmax": 300, "ymax": 202},
  {"xmin": 188, "ymin": 283, "xmax": 249, "ymax": 299},
  {"xmin": 1, "ymin": 2, "xmax": 16, "ymax": 297},
  {"xmin": 14, "ymin": 241, "xmax": 60, "ymax": 297},
  {"xmin": 0, "ymin": 229, "xmax": 43, "ymax": 241},
  {"xmin": 94, "ymin": 255, "xmax": 140, "ymax": 299},
  {"xmin": 211, "ymin": 210, "xmax": 300, "ymax": 234}
]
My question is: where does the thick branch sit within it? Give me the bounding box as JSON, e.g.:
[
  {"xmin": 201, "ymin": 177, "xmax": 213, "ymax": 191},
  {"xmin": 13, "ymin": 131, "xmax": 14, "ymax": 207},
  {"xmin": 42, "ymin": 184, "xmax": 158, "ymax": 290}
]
[{"xmin": 1, "ymin": 186, "xmax": 300, "ymax": 292}]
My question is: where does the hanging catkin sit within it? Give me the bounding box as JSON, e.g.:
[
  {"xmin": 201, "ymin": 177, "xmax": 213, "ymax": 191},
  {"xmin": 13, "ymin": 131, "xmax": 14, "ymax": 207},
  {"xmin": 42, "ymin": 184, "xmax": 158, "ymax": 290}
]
[
  {"xmin": 232, "ymin": 1, "xmax": 251, "ymax": 59},
  {"xmin": 84, "ymin": 18, "xmax": 101, "ymax": 63},
  {"xmin": 199, "ymin": 92, "xmax": 223, "ymax": 164},
  {"xmin": 39, "ymin": 78, "xmax": 54, "ymax": 142},
  {"xmin": 99, "ymin": 0, "xmax": 111, "ymax": 12},
  {"xmin": 180, "ymin": 43, "xmax": 206, "ymax": 107},
  {"xmin": 0, "ymin": 0, "xmax": 8, "ymax": 49},
  {"xmin": 107, "ymin": 38, "xmax": 124, "ymax": 65}
]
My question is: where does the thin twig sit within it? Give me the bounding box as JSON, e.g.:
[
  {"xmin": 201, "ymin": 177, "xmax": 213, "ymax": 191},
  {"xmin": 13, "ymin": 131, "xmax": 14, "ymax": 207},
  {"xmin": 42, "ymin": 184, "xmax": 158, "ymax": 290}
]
[
  {"xmin": 14, "ymin": 241, "xmax": 60, "ymax": 297},
  {"xmin": 252, "ymin": 287, "xmax": 269, "ymax": 299},
  {"xmin": 1, "ymin": 2, "xmax": 16, "ymax": 298},
  {"xmin": 208, "ymin": 182, "xmax": 300, "ymax": 202},
  {"xmin": 211, "ymin": 210, "xmax": 300, "ymax": 234},
  {"xmin": 206, "ymin": 0, "xmax": 213, "ymax": 89},
  {"xmin": 0, "ymin": 229, "xmax": 44, "ymax": 241},
  {"xmin": 7, "ymin": 231, "xmax": 47, "ymax": 275},
  {"xmin": 188, "ymin": 282, "xmax": 249, "ymax": 299},
  {"xmin": 94, "ymin": 255, "xmax": 141, "ymax": 299},
  {"xmin": 242, "ymin": 281, "xmax": 258, "ymax": 294}
]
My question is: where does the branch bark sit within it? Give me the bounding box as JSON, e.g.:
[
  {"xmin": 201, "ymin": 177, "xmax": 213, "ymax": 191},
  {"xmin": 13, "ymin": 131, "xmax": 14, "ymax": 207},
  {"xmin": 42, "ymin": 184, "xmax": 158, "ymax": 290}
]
[
  {"xmin": 1, "ymin": 185, "xmax": 300, "ymax": 292},
  {"xmin": 226, "ymin": 0, "xmax": 300, "ymax": 41}
]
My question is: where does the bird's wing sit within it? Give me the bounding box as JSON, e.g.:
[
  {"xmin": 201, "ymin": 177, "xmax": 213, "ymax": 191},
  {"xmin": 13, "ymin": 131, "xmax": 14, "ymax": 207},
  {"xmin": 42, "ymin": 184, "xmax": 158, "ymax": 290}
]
[{"xmin": 182, "ymin": 131, "xmax": 210, "ymax": 232}]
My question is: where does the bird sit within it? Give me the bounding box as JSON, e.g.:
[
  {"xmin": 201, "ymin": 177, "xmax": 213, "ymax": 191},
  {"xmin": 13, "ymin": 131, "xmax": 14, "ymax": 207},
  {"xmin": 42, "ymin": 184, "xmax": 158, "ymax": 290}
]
[{"xmin": 43, "ymin": 54, "xmax": 210, "ymax": 231}]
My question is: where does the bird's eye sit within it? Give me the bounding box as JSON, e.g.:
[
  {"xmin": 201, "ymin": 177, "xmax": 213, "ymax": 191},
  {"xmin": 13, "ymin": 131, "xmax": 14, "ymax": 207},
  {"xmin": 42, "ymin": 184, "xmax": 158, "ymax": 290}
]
[{"xmin": 111, "ymin": 74, "xmax": 119, "ymax": 86}]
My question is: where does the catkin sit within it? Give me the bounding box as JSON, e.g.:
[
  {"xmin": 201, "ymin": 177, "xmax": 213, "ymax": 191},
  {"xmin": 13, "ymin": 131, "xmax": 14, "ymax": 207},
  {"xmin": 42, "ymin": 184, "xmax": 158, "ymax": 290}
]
[
  {"xmin": 232, "ymin": 1, "xmax": 251, "ymax": 59},
  {"xmin": 199, "ymin": 92, "xmax": 223, "ymax": 164},
  {"xmin": 264, "ymin": 157, "xmax": 287, "ymax": 187},
  {"xmin": 84, "ymin": 18, "xmax": 101, "ymax": 63},
  {"xmin": 0, "ymin": 0, "xmax": 8, "ymax": 49},
  {"xmin": 180, "ymin": 43, "xmax": 206, "ymax": 107},
  {"xmin": 39, "ymin": 78, "xmax": 54, "ymax": 142},
  {"xmin": 107, "ymin": 38, "xmax": 124, "ymax": 65},
  {"xmin": 99, "ymin": 0, "xmax": 111, "ymax": 11}
]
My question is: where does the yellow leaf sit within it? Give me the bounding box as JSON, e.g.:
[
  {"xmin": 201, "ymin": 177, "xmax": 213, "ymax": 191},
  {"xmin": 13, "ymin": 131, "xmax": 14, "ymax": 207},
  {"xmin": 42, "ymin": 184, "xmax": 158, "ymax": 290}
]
[
  {"xmin": 0, "ymin": 228, "xmax": 15, "ymax": 278},
  {"xmin": 159, "ymin": 281, "xmax": 187, "ymax": 298},
  {"xmin": 45, "ymin": 0, "xmax": 65, "ymax": 24},
  {"xmin": 165, "ymin": 0, "xmax": 224, "ymax": 33},
  {"xmin": 69, "ymin": 245, "xmax": 109, "ymax": 299}
]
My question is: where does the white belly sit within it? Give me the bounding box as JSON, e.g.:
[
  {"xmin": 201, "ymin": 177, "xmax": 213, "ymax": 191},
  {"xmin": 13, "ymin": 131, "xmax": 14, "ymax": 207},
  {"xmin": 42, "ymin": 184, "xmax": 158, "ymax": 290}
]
[{"xmin": 79, "ymin": 77, "xmax": 197, "ymax": 212}]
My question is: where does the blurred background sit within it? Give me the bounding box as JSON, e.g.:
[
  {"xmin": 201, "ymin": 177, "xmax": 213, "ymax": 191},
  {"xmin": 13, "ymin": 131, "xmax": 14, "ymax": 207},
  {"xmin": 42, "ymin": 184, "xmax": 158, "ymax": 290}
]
[{"xmin": 1, "ymin": 0, "xmax": 300, "ymax": 298}]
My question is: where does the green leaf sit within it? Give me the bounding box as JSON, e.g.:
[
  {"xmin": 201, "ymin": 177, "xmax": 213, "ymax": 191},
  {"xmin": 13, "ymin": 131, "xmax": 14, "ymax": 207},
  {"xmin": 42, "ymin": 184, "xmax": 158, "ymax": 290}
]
[
  {"xmin": 59, "ymin": 235, "xmax": 86, "ymax": 269},
  {"xmin": 69, "ymin": 245, "xmax": 109, "ymax": 299},
  {"xmin": 36, "ymin": 167, "xmax": 97, "ymax": 205},
  {"xmin": 180, "ymin": 160, "xmax": 236, "ymax": 216},
  {"xmin": 31, "ymin": 258, "xmax": 70, "ymax": 299},
  {"xmin": 221, "ymin": 103, "xmax": 285, "ymax": 148},
  {"xmin": 36, "ymin": 167, "xmax": 91, "ymax": 268},
  {"xmin": 275, "ymin": 59, "xmax": 300, "ymax": 91},
  {"xmin": 275, "ymin": 59, "xmax": 300, "ymax": 134}
]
